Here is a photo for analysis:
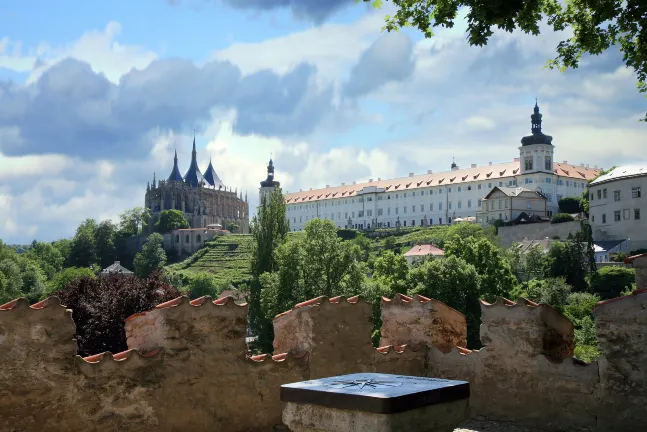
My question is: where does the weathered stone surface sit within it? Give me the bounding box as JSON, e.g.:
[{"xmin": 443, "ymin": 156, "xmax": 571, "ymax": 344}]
[
  {"xmin": 594, "ymin": 288, "xmax": 647, "ymax": 431},
  {"xmin": 380, "ymin": 294, "xmax": 467, "ymax": 352},
  {"xmin": 374, "ymin": 344, "xmax": 428, "ymax": 377}
]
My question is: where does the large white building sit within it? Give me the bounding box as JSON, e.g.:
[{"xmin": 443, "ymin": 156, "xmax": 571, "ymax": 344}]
[
  {"xmin": 588, "ymin": 165, "xmax": 647, "ymax": 251},
  {"xmin": 280, "ymin": 103, "xmax": 601, "ymax": 231}
]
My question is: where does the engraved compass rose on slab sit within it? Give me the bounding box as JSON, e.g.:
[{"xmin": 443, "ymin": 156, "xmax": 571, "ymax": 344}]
[{"xmin": 324, "ymin": 378, "xmax": 403, "ymax": 390}]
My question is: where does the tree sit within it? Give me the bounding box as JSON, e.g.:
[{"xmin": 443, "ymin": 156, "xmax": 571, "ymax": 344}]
[
  {"xmin": 95, "ymin": 220, "xmax": 118, "ymax": 269},
  {"xmin": 249, "ymin": 187, "xmax": 289, "ymax": 351},
  {"xmin": 119, "ymin": 207, "xmax": 151, "ymax": 237},
  {"xmin": 362, "ymin": 1, "xmax": 647, "ymax": 120},
  {"xmin": 24, "ymin": 241, "xmax": 64, "ymax": 280},
  {"xmin": 56, "ymin": 271, "xmax": 181, "ymax": 356},
  {"xmin": 551, "ymin": 213, "xmax": 575, "ymax": 224},
  {"xmin": 44, "ymin": 267, "xmax": 96, "ymax": 298},
  {"xmin": 589, "ymin": 266, "xmax": 635, "ymax": 300},
  {"xmin": 563, "ymin": 292, "xmax": 601, "ymax": 362},
  {"xmin": 521, "ymin": 244, "xmax": 550, "ymax": 281},
  {"xmin": 51, "ymin": 238, "xmax": 73, "ymax": 267},
  {"xmin": 408, "ymin": 256, "xmax": 482, "ymax": 347},
  {"xmin": 226, "ymin": 222, "xmax": 240, "ymax": 234},
  {"xmin": 0, "ymin": 259, "xmax": 22, "ymax": 304},
  {"xmin": 547, "ymin": 224, "xmax": 595, "ymax": 292},
  {"xmin": 373, "ymin": 250, "xmax": 409, "ymax": 294},
  {"xmin": 186, "ymin": 272, "xmax": 222, "ymax": 299},
  {"xmin": 558, "ymin": 196, "xmax": 581, "ymax": 214},
  {"xmin": 524, "ymin": 277, "xmax": 572, "ymax": 311},
  {"xmin": 69, "ymin": 219, "xmax": 98, "ymax": 268},
  {"xmin": 155, "ymin": 209, "xmax": 190, "ymax": 233},
  {"xmin": 133, "ymin": 233, "xmax": 167, "ymax": 279}
]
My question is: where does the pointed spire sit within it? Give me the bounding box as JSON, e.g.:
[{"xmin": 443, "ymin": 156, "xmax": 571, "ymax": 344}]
[
  {"xmin": 184, "ymin": 133, "xmax": 205, "ymax": 187},
  {"xmin": 245, "ymin": 190, "xmax": 248, "ymax": 202},
  {"xmin": 521, "ymin": 99, "xmax": 553, "ymax": 146},
  {"xmin": 146, "ymin": 181, "xmax": 150, "ymax": 192},
  {"xmin": 167, "ymin": 148, "xmax": 183, "ymax": 182}
]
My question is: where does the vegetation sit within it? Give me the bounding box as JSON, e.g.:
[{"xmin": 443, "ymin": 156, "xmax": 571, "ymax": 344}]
[
  {"xmin": 226, "ymin": 222, "xmax": 241, "ymax": 233},
  {"xmin": 155, "ymin": 209, "xmax": 189, "ymax": 233},
  {"xmin": 589, "ymin": 266, "xmax": 635, "ymax": 300},
  {"xmin": 551, "ymin": 213, "xmax": 575, "ymax": 224},
  {"xmin": 134, "ymin": 233, "xmax": 167, "ymax": 279},
  {"xmin": 361, "ymin": 1, "xmax": 647, "ymax": 120},
  {"xmin": 558, "ymin": 197, "xmax": 581, "ymax": 214}
]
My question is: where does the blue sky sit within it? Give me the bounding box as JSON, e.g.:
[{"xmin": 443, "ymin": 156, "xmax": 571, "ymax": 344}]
[{"xmin": 0, "ymin": 0, "xmax": 645, "ymax": 243}]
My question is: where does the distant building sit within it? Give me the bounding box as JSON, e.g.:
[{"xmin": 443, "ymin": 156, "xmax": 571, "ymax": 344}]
[
  {"xmin": 593, "ymin": 239, "xmax": 629, "ymax": 263},
  {"xmin": 477, "ymin": 186, "xmax": 548, "ymax": 225},
  {"xmin": 281, "ymin": 102, "xmax": 600, "ymax": 231},
  {"xmin": 164, "ymin": 226, "xmax": 228, "ymax": 257},
  {"xmin": 589, "ymin": 164, "xmax": 647, "ymax": 251},
  {"xmin": 145, "ymin": 135, "xmax": 250, "ymax": 235},
  {"xmin": 101, "ymin": 261, "xmax": 133, "ymax": 275},
  {"xmin": 403, "ymin": 244, "xmax": 445, "ymax": 266}
]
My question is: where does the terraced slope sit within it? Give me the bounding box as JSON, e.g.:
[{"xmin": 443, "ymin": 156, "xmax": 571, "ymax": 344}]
[{"xmin": 166, "ymin": 235, "xmax": 254, "ymax": 286}]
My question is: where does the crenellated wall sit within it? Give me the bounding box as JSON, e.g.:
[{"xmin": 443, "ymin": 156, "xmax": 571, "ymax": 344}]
[{"xmin": 1, "ymin": 288, "xmax": 646, "ymax": 431}]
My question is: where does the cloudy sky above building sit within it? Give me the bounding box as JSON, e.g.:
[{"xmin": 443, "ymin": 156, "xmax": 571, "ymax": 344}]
[{"xmin": 0, "ymin": 0, "xmax": 644, "ymax": 243}]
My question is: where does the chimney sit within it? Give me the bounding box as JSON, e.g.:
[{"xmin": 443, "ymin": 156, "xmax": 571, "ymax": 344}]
[
  {"xmin": 409, "ymin": 173, "xmax": 414, "ymax": 177},
  {"xmin": 369, "ymin": 179, "xmax": 373, "ymax": 182},
  {"xmin": 427, "ymin": 170, "xmax": 433, "ymax": 174},
  {"xmin": 471, "ymin": 164, "xmax": 477, "ymax": 168},
  {"xmin": 488, "ymin": 162, "xmax": 492, "ymax": 166}
]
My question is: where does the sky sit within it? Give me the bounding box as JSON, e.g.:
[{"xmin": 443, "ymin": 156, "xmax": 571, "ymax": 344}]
[{"xmin": 0, "ymin": 0, "xmax": 645, "ymax": 244}]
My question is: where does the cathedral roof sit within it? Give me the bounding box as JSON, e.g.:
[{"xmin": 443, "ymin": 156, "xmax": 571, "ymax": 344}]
[
  {"xmin": 183, "ymin": 137, "xmax": 206, "ymax": 187},
  {"xmin": 167, "ymin": 150, "xmax": 184, "ymax": 182},
  {"xmin": 521, "ymin": 101, "xmax": 553, "ymax": 146},
  {"xmin": 261, "ymin": 158, "xmax": 280, "ymax": 188},
  {"xmin": 204, "ymin": 157, "xmax": 225, "ymax": 189}
]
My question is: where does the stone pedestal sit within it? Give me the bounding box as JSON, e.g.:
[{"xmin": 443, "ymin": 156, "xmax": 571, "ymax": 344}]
[{"xmin": 281, "ymin": 373, "xmax": 469, "ymax": 432}]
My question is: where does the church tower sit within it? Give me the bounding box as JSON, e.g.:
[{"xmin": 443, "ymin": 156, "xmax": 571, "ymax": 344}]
[
  {"xmin": 259, "ymin": 158, "xmax": 280, "ymax": 209},
  {"xmin": 519, "ymin": 100, "xmax": 555, "ymax": 175}
]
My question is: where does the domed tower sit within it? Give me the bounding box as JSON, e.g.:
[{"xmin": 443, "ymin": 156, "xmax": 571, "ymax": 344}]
[
  {"xmin": 519, "ymin": 100, "xmax": 555, "ymax": 175},
  {"xmin": 259, "ymin": 158, "xmax": 280, "ymax": 208}
]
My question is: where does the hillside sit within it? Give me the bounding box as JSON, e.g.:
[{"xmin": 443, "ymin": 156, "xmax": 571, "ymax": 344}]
[{"xmin": 165, "ymin": 235, "xmax": 254, "ymax": 286}]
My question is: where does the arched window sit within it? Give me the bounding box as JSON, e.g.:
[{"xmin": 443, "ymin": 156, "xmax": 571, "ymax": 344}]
[{"xmin": 197, "ymin": 235, "xmax": 202, "ymax": 243}]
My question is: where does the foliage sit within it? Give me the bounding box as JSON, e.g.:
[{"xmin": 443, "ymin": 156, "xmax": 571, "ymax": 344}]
[
  {"xmin": 44, "ymin": 267, "xmax": 96, "ymax": 298},
  {"xmin": 337, "ymin": 228, "xmax": 359, "ymax": 241},
  {"xmin": 186, "ymin": 272, "xmax": 224, "ymax": 299},
  {"xmin": 119, "ymin": 207, "xmax": 150, "ymax": 237},
  {"xmin": 611, "ymin": 252, "xmax": 627, "ymax": 263},
  {"xmin": 574, "ymin": 344, "xmax": 601, "ymax": 363},
  {"xmin": 551, "ymin": 213, "xmax": 575, "ymax": 224},
  {"xmin": 589, "ymin": 266, "xmax": 635, "ymax": 300},
  {"xmin": 523, "ymin": 278, "xmax": 572, "ymax": 311},
  {"xmin": 249, "ymin": 187, "xmax": 289, "ymax": 352},
  {"xmin": 522, "ymin": 244, "xmax": 550, "ymax": 281},
  {"xmin": 56, "ymin": 271, "xmax": 181, "ymax": 356},
  {"xmin": 24, "ymin": 241, "xmax": 64, "ymax": 280},
  {"xmin": 558, "ymin": 196, "xmax": 581, "ymax": 214},
  {"xmin": 133, "ymin": 233, "xmax": 167, "ymax": 279},
  {"xmin": 226, "ymin": 222, "xmax": 240, "ymax": 234},
  {"xmin": 95, "ymin": 220, "xmax": 118, "ymax": 269},
  {"xmin": 52, "ymin": 239, "xmax": 72, "ymax": 267},
  {"xmin": 444, "ymin": 236, "xmax": 517, "ymax": 301},
  {"xmin": 564, "ymin": 291, "xmax": 601, "ymax": 362},
  {"xmin": 361, "ymin": 1, "xmax": 647, "ymax": 120},
  {"xmin": 69, "ymin": 219, "xmax": 98, "ymax": 268},
  {"xmin": 408, "ymin": 256, "xmax": 481, "ymax": 347},
  {"xmin": 155, "ymin": 209, "xmax": 190, "ymax": 233},
  {"xmin": 547, "ymin": 224, "xmax": 595, "ymax": 292},
  {"xmin": 372, "ymin": 250, "xmax": 409, "ymax": 294},
  {"xmin": 0, "ymin": 241, "xmax": 47, "ymax": 304},
  {"xmin": 351, "ymin": 234, "xmax": 372, "ymax": 262}
]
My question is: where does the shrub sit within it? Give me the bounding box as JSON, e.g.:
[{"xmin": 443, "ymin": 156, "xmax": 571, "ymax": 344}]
[
  {"xmin": 56, "ymin": 271, "xmax": 181, "ymax": 356},
  {"xmin": 336, "ymin": 229, "xmax": 359, "ymax": 240},
  {"xmin": 551, "ymin": 213, "xmax": 575, "ymax": 224},
  {"xmin": 589, "ymin": 266, "xmax": 635, "ymax": 300},
  {"xmin": 558, "ymin": 196, "xmax": 581, "ymax": 214}
]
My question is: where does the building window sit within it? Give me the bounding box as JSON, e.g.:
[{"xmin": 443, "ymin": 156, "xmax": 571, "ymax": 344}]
[
  {"xmin": 175, "ymin": 235, "xmax": 179, "ymax": 242},
  {"xmin": 197, "ymin": 235, "xmax": 202, "ymax": 243},
  {"xmin": 614, "ymin": 190, "xmax": 621, "ymax": 201},
  {"xmin": 505, "ymin": 200, "xmax": 508, "ymax": 208},
  {"xmin": 458, "ymin": 186, "xmax": 462, "ymax": 192},
  {"xmin": 597, "ymin": 190, "xmax": 602, "ymax": 199},
  {"xmin": 546, "ymin": 178, "xmax": 552, "ymax": 184},
  {"xmin": 449, "ymin": 201, "xmax": 453, "ymax": 210},
  {"xmin": 448, "ymin": 188, "xmax": 452, "ymax": 193},
  {"xmin": 498, "ymin": 200, "xmax": 502, "ymax": 209},
  {"xmin": 412, "ymin": 205, "xmax": 416, "ymax": 213},
  {"xmin": 420, "ymin": 204, "xmax": 424, "ymax": 212},
  {"xmin": 412, "ymin": 220, "xmax": 415, "ymax": 226},
  {"xmin": 439, "ymin": 203, "xmax": 443, "ymax": 211},
  {"xmin": 602, "ymin": 214, "xmax": 606, "ymax": 224},
  {"xmin": 395, "ymin": 208, "xmax": 398, "ymax": 215},
  {"xmin": 412, "ymin": 192, "xmax": 416, "ymax": 196},
  {"xmin": 591, "ymin": 215, "xmax": 595, "ymax": 222},
  {"xmin": 430, "ymin": 203, "xmax": 434, "ymax": 211},
  {"xmin": 603, "ymin": 189, "xmax": 608, "ymax": 199},
  {"xmin": 421, "ymin": 219, "xmax": 424, "ymax": 226},
  {"xmin": 185, "ymin": 235, "xmax": 190, "ymax": 242},
  {"xmin": 633, "ymin": 187, "xmax": 642, "ymax": 198},
  {"xmin": 439, "ymin": 217, "xmax": 443, "ymax": 224},
  {"xmin": 477, "ymin": 199, "xmax": 482, "ymax": 207},
  {"xmin": 499, "ymin": 182, "xmax": 503, "ymax": 187},
  {"xmin": 377, "ymin": 209, "xmax": 383, "ymax": 216},
  {"xmin": 458, "ymin": 201, "xmax": 462, "ymax": 209},
  {"xmin": 404, "ymin": 207, "xmax": 407, "ymax": 214},
  {"xmin": 468, "ymin": 186, "xmax": 472, "ymax": 190},
  {"xmin": 635, "ymin": 209, "xmax": 641, "ymax": 220},
  {"xmin": 404, "ymin": 221, "xmax": 407, "ymax": 227},
  {"xmin": 387, "ymin": 208, "xmax": 391, "ymax": 215},
  {"xmin": 545, "ymin": 156, "xmax": 551, "ymax": 170},
  {"xmin": 478, "ymin": 184, "xmax": 482, "ymax": 190},
  {"xmin": 404, "ymin": 193, "xmax": 407, "ymax": 198},
  {"xmin": 358, "ymin": 211, "xmax": 364, "ymax": 217},
  {"xmin": 468, "ymin": 200, "xmax": 472, "ymax": 208},
  {"xmin": 614, "ymin": 211, "xmax": 621, "ymax": 222},
  {"xmin": 378, "ymin": 196, "xmax": 383, "ymax": 201}
]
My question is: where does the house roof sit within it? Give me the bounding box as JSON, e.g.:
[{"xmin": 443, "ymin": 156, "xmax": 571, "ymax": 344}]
[
  {"xmin": 284, "ymin": 161, "xmax": 599, "ymax": 203},
  {"xmin": 590, "ymin": 164, "xmax": 647, "ymax": 186},
  {"xmin": 516, "ymin": 239, "xmax": 555, "ymax": 254},
  {"xmin": 101, "ymin": 261, "xmax": 133, "ymax": 275},
  {"xmin": 593, "ymin": 239, "xmax": 627, "ymax": 252},
  {"xmin": 403, "ymin": 244, "xmax": 445, "ymax": 257},
  {"xmin": 484, "ymin": 186, "xmax": 539, "ymax": 199}
]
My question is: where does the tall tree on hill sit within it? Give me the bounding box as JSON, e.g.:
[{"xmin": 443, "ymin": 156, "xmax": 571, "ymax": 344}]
[
  {"xmin": 133, "ymin": 233, "xmax": 167, "ymax": 279},
  {"xmin": 95, "ymin": 220, "xmax": 118, "ymax": 269},
  {"xmin": 119, "ymin": 207, "xmax": 151, "ymax": 237},
  {"xmin": 361, "ymin": 0, "xmax": 647, "ymax": 120},
  {"xmin": 155, "ymin": 209, "xmax": 190, "ymax": 233},
  {"xmin": 249, "ymin": 187, "xmax": 289, "ymax": 352},
  {"xmin": 69, "ymin": 219, "xmax": 98, "ymax": 269}
]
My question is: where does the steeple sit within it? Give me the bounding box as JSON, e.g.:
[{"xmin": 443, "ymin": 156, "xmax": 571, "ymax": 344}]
[
  {"xmin": 183, "ymin": 134, "xmax": 205, "ymax": 187},
  {"xmin": 203, "ymin": 152, "xmax": 225, "ymax": 189},
  {"xmin": 451, "ymin": 157, "xmax": 458, "ymax": 171},
  {"xmin": 167, "ymin": 150, "xmax": 183, "ymax": 182},
  {"xmin": 521, "ymin": 100, "xmax": 553, "ymax": 146},
  {"xmin": 260, "ymin": 158, "xmax": 280, "ymax": 188}
]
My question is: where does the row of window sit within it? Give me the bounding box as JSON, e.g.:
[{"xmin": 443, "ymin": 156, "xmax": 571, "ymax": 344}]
[
  {"xmin": 593, "ymin": 208, "xmax": 641, "ymax": 224},
  {"xmin": 592, "ymin": 187, "xmax": 642, "ymax": 201}
]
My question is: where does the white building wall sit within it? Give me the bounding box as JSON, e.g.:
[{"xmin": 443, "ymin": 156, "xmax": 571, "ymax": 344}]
[
  {"xmin": 285, "ymin": 171, "xmax": 588, "ymax": 232},
  {"xmin": 589, "ymin": 175, "xmax": 647, "ymax": 250}
]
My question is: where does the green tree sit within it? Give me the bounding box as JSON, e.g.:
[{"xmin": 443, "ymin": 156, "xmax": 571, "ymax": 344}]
[
  {"xmin": 95, "ymin": 220, "xmax": 118, "ymax": 269},
  {"xmin": 551, "ymin": 213, "xmax": 575, "ymax": 224},
  {"xmin": 44, "ymin": 267, "xmax": 96, "ymax": 298},
  {"xmin": 249, "ymin": 187, "xmax": 289, "ymax": 351},
  {"xmin": 524, "ymin": 277, "xmax": 572, "ymax": 311},
  {"xmin": 522, "ymin": 244, "xmax": 549, "ymax": 281},
  {"xmin": 445, "ymin": 236, "xmax": 517, "ymax": 300},
  {"xmin": 186, "ymin": 272, "xmax": 222, "ymax": 299},
  {"xmin": 547, "ymin": 225, "xmax": 595, "ymax": 292},
  {"xmin": 589, "ymin": 266, "xmax": 635, "ymax": 300},
  {"xmin": 133, "ymin": 233, "xmax": 167, "ymax": 279},
  {"xmin": 361, "ymin": 1, "xmax": 647, "ymax": 119},
  {"xmin": 352, "ymin": 233, "xmax": 373, "ymax": 262},
  {"xmin": 373, "ymin": 250, "xmax": 409, "ymax": 294},
  {"xmin": 69, "ymin": 219, "xmax": 98, "ymax": 268},
  {"xmin": 52, "ymin": 238, "xmax": 72, "ymax": 267},
  {"xmin": 563, "ymin": 292, "xmax": 601, "ymax": 362},
  {"xmin": 17, "ymin": 259, "xmax": 46, "ymax": 302},
  {"xmin": 119, "ymin": 207, "xmax": 151, "ymax": 237},
  {"xmin": 408, "ymin": 256, "xmax": 481, "ymax": 347},
  {"xmin": 0, "ymin": 259, "xmax": 22, "ymax": 304},
  {"xmin": 226, "ymin": 222, "xmax": 240, "ymax": 233},
  {"xmin": 24, "ymin": 241, "xmax": 64, "ymax": 280},
  {"xmin": 155, "ymin": 209, "xmax": 190, "ymax": 233},
  {"xmin": 558, "ymin": 196, "xmax": 581, "ymax": 214}
]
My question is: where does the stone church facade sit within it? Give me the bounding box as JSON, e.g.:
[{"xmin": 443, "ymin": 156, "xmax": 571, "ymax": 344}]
[{"xmin": 144, "ymin": 138, "xmax": 249, "ymax": 234}]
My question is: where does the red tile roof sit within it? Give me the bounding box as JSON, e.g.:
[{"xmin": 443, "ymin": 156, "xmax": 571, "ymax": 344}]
[{"xmin": 403, "ymin": 244, "xmax": 445, "ymax": 257}]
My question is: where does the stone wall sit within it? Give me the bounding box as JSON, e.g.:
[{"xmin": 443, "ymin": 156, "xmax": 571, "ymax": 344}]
[
  {"xmin": 497, "ymin": 220, "xmax": 583, "ymax": 247},
  {"xmin": 1, "ymin": 288, "xmax": 646, "ymax": 431}
]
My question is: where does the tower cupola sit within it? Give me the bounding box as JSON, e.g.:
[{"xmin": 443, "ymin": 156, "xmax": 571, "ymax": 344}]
[{"xmin": 521, "ymin": 100, "xmax": 553, "ymax": 146}]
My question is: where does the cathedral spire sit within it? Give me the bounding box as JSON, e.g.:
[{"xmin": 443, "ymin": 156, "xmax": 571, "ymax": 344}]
[
  {"xmin": 184, "ymin": 133, "xmax": 205, "ymax": 187},
  {"xmin": 167, "ymin": 149, "xmax": 183, "ymax": 182}
]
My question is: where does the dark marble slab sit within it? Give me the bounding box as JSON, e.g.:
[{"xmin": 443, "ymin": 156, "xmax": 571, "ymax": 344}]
[{"xmin": 281, "ymin": 373, "xmax": 469, "ymax": 414}]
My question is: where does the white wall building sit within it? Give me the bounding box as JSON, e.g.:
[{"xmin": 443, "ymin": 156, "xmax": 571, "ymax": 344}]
[
  {"xmin": 589, "ymin": 165, "xmax": 647, "ymax": 251},
  {"xmin": 477, "ymin": 186, "xmax": 548, "ymax": 225},
  {"xmin": 278, "ymin": 103, "xmax": 601, "ymax": 231}
]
